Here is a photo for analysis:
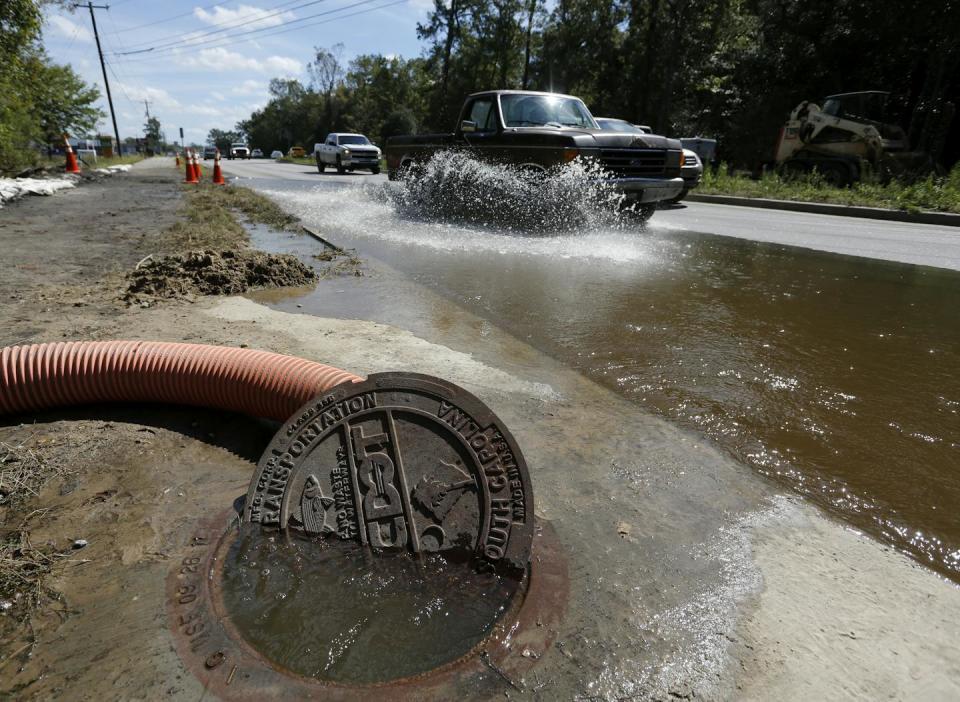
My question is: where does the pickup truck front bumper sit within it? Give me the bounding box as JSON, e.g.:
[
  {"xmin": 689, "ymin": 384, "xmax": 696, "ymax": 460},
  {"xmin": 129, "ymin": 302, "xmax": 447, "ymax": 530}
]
[
  {"xmin": 342, "ymin": 153, "xmax": 381, "ymax": 167},
  {"xmin": 608, "ymin": 177, "xmax": 685, "ymax": 203}
]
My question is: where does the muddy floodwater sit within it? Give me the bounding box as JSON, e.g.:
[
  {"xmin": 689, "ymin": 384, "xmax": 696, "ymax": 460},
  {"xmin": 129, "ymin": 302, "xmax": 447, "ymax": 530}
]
[
  {"xmin": 244, "ymin": 171, "xmax": 960, "ymax": 580},
  {"xmin": 220, "ymin": 527, "xmax": 520, "ymax": 684}
]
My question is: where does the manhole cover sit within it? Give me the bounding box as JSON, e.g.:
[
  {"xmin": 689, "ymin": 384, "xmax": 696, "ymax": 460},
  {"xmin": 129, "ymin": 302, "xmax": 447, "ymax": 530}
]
[
  {"xmin": 244, "ymin": 373, "xmax": 534, "ymax": 571},
  {"xmin": 164, "ymin": 373, "xmax": 561, "ymax": 696}
]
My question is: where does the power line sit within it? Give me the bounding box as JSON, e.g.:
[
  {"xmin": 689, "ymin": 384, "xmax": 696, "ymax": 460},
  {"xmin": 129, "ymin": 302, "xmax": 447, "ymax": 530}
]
[
  {"xmin": 114, "ymin": 0, "xmax": 400, "ymax": 63},
  {"xmin": 118, "ymin": 0, "xmax": 292, "ymax": 33},
  {"xmin": 114, "ymin": 0, "xmax": 326, "ymax": 54},
  {"xmin": 101, "ymin": 6, "xmax": 151, "ymax": 104},
  {"xmin": 105, "ymin": 60, "xmax": 134, "ymax": 102}
]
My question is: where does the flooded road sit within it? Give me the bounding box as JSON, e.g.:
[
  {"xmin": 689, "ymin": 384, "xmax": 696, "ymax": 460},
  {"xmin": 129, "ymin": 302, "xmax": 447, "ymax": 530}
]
[{"xmin": 234, "ymin": 166, "xmax": 960, "ymax": 580}]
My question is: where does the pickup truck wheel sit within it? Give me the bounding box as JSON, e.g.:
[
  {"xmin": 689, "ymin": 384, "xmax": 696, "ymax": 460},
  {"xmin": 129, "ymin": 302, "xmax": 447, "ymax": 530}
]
[
  {"xmin": 371, "ymin": 167, "xmax": 380, "ymax": 175},
  {"xmin": 317, "ymin": 159, "xmax": 325, "ymax": 174},
  {"xmin": 336, "ymin": 156, "xmax": 346, "ymax": 175},
  {"xmin": 630, "ymin": 204, "xmax": 657, "ymax": 223}
]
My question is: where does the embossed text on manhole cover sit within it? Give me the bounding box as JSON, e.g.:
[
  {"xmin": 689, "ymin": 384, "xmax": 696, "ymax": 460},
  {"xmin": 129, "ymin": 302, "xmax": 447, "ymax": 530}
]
[{"xmin": 244, "ymin": 373, "xmax": 534, "ymax": 569}]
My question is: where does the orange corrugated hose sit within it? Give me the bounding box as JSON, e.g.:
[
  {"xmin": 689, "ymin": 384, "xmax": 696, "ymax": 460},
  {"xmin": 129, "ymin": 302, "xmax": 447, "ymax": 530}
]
[{"xmin": 0, "ymin": 341, "xmax": 363, "ymax": 422}]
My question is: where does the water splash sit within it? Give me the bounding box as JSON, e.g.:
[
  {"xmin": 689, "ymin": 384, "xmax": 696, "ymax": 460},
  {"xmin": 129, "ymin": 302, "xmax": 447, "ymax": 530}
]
[{"xmin": 380, "ymin": 150, "xmax": 635, "ymax": 233}]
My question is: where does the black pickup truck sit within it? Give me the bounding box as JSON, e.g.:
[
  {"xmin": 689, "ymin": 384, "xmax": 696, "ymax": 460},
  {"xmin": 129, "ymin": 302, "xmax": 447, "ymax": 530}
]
[{"xmin": 385, "ymin": 90, "xmax": 684, "ymax": 218}]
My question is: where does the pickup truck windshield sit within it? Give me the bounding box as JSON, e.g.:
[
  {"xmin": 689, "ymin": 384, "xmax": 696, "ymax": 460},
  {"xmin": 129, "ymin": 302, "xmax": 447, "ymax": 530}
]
[
  {"xmin": 501, "ymin": 95, "xmax": 597, "ymax": 129},
  {"xmin": 338, "ymin": 135, "xmax": 370, "ymax": 145}
]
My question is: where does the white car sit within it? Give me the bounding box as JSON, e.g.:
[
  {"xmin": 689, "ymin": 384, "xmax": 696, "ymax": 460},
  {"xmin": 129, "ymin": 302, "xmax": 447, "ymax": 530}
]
[
  {"xmin": 314, "ymin": 133, "xmax": 381, "ymax": 174},
  {"xmin": 676, "ymin": 148, "xmax": 703, "ymax": 202},
  {"xmin": 228, "ymin": 142, "xmax": 250, "ymax": 160},
  {"xmin": 270, "ymin": 150, "xmax": 283, "ymax": 159}
]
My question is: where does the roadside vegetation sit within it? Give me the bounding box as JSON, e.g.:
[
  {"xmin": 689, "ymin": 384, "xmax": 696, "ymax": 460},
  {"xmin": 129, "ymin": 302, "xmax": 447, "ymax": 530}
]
[
  {"xmin": 1, "ymin": 1, "xmax": 103, "ymax": 175},
  {"xmin": 165, "ymin": 182, "xmax": 299, "ymax": 250},
  {"xmin": 275, "ymin": 156, "xmax": 316, "ymax": 166},
  {"xmin": 32, "ymin": 153, "xmax": 145, "ymax": 172},
  {"xmin": 77, "ymin": 154, "xmax": 144, "ymax": 169},
  {"xmin": 699, "ymin": 165, "xmax": 960, "ymax": 214}
]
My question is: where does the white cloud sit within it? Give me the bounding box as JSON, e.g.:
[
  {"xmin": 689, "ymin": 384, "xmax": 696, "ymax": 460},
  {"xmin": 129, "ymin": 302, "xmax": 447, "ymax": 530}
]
[
  {"xmin": 231, "ymin": 79, "xmax": 266, "ymax": 96},
  {"xmin": 211, "ymin": 91, "xmax": 226, "ymax": 101},
  {"xmin": 194, "ymin": 4, "xmax": 295, "ymax": 30},
  {"xmin": 175, "ymin": 48, "xmax": 300, "ymax": 75},
  {"xmin": 184, "ymin": 105, "xmax": 226, "ymax": 117},
  {"xmin": 47, "ymin": 15, "xmax": 93, "ymax": 43},
  {"xmin": 116, "ymin": 83, "xmax": 182, "ymax": 110}
]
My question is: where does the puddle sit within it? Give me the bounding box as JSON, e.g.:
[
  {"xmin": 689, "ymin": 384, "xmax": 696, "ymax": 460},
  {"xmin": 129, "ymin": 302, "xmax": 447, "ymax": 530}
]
[{"xmin": 219, "ymin": 527, "xmax": 522, "ymax": 684}]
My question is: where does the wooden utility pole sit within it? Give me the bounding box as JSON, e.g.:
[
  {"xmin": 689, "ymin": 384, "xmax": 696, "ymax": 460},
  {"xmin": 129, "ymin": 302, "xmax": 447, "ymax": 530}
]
[{"xmin": 79, "ymin": 3, "xmax": 122, "ymax": 156}]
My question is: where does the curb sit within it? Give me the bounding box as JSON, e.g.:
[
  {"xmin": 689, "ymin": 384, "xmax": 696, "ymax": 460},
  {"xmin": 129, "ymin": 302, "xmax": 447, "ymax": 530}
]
[
  {"xmin": 301, "ymin": 225, "xmax": 344, "ymax": 252},
  {"xmin": 684, "ymin": 193, "xmax": 960, "ymax": 227}
]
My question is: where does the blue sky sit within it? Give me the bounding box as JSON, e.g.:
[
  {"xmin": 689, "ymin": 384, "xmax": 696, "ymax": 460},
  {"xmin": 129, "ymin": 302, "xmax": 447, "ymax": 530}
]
[{"xmin": 42, "ymin": 0, "xmax": 435, "ymax": 146}]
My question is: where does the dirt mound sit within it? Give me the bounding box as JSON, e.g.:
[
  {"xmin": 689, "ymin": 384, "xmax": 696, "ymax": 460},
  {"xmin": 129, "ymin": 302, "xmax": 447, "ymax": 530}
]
[{"xmin": 124, "ymin": 249, "xmax": 315, "ymax": 304}]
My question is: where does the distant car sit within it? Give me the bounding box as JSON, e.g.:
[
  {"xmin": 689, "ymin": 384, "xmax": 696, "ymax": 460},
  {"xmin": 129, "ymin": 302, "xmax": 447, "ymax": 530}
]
[
  {"xmin": 202, "ymin": 145, "xmax": 218, "ymax": 160},
  {"xmin": 675, "ymin": 148, "xmax": 703, "ymax": 202},
  {"xmin": 228, "ymin": 143, "xmax": 250, "ymax": 160},
  {"xmin": 315, "ymin": 133, "xmax": 381, "ymax": 174},
  {"xmin": 680, "ymin": 137, "xmax": 717, "ymax": 167},
  {"xmin": 288, "ymin": 146, "xmax": 306, "ymax": 158},
  {"xmin": 270, "ymin": 150, "xmax": 283, "ymax": 159},
  {"xmin": 251, "ymin": 148, "xmax": 263, "ymax": 158}
]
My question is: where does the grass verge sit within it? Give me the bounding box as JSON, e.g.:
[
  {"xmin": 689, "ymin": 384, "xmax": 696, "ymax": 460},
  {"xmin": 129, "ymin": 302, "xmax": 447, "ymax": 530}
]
[
  {"xmin": 276, "ymin": 156, "xmax": 315, "ymax": 166},
  {"xmin": 164, "ymin": 182, "xmax": 300, "ymax": 250},
  {"xmin": 699, "ymin": 164, "xmax": 960, "ymax": 214}
]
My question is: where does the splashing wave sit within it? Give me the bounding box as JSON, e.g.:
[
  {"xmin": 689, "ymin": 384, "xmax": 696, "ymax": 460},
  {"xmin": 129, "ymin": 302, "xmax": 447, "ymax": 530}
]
[{"xmin": 378, "ymin": 150, "xmax": 637, "ymax": 233}]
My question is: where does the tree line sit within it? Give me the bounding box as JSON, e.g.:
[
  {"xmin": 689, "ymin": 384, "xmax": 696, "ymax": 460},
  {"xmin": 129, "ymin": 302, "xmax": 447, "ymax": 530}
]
[
  {"xmin": 226, "ymin": 0, "xmax": 958, "ymax": 169},
  {"xmin": 1, "ymin": 1, "xmax": 103, "ymax": 173}
]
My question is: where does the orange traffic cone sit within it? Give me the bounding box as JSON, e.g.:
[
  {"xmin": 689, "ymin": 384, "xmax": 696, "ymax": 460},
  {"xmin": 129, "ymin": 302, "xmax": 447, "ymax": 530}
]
[
  {"xmin": 193, "ymin": 151, "xmax": 202, "ymax": 183},
  {"xmin": 212, "ymin": 149, "xmax": 225, "ymax": 185},
  {"xmin": 184, "ymin": 149, "xmax": 198, "ymax": 184},
  {"xmin": 175, "ymin": 152, "xmax": 181, "ymax": 167},
  {"xmin": 63, "ymin": 135, "xmax": 81, "ymax": 174}
]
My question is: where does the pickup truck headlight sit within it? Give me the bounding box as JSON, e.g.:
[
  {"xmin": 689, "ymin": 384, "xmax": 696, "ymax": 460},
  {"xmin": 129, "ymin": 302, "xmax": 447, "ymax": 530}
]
[{"xmin": 343, "ymin": 148, "xmax": 351, "ymax": 155}]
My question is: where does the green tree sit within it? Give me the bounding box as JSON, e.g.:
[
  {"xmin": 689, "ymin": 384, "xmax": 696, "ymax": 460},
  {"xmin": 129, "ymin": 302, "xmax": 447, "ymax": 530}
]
[
  {"xmin": 381, "ymin": 108, "xmax": 418, "ymax": 145},
  {"xmin": 143, "ymin": 115, "xmax": 162, "ymax": 153},
  {"xmin": 341, "ymin": 54, "xmax": 430, "ymax": 142},
  {"xmin": 207, "ymin": 128, "xmax": 243, "ymax": 154},
  {"xmin": 1, "ymin": 4, "xmax": 103, "ymax": 172}
]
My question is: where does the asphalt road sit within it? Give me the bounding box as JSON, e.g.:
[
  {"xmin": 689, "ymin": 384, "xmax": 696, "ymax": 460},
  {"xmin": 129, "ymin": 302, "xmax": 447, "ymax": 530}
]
[
  {"xmin": 222, "ymin": 158, "xmax": 960, "ymax": 270},
  {"xmin": 221, "ymin": 156, "xmax": 382, "ymax": 184}
]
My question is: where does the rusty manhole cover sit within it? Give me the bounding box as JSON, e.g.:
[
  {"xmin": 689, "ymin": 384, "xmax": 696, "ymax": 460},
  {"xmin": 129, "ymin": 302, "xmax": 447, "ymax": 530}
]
[
  {"xmin": 244, "ymin": 372, "xmax": 534, "ymax": 570},
  {"xmin": 167, "ymin": 374, "xmax": 562, "ymax": 698}
]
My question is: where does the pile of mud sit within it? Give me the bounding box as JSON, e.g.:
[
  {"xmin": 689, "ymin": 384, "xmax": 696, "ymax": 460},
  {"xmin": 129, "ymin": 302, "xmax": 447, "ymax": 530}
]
[{"xmin": 124, "ymin": 249, "xmax": 315, "ymax": 304}]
